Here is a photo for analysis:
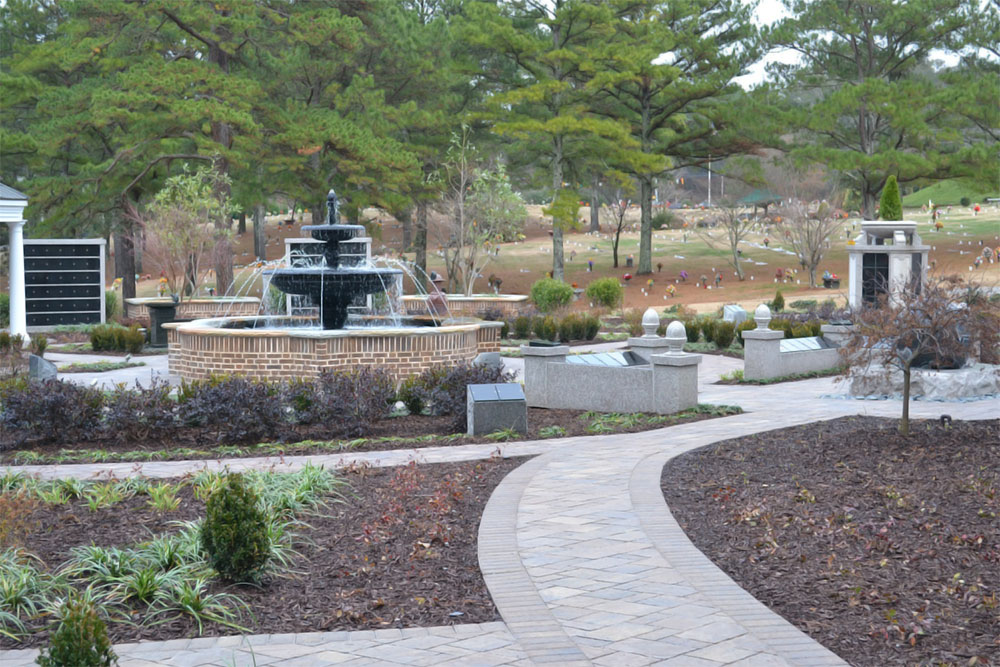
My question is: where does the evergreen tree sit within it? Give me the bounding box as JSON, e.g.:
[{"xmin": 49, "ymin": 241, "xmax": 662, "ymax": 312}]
[
  {"xmin": 879, "ymin": 175, "xmax": 902, "ymax": 221},
  {"xmin": 462, "ymin": 0, "xmax": 632, "ymax": 280},
  {"xmin": 767, "ymin": 0, "xmax": 987, "ymax": 219},
  {"xmin": 590, "ymin": 0, "xmax": 760, "ymax": 274}
]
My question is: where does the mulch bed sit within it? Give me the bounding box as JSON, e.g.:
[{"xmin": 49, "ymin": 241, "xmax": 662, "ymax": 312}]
[
  {"xmin": 2, "ymin": 407, "xmax": 735, "ymax": 464},
  {"xmin": 3, "ymin": 456, "xmax": 525, "ymax": 649},
  {"xmin": 662, "ymin": 416, "xmax": 1000, "ymax": 667}
]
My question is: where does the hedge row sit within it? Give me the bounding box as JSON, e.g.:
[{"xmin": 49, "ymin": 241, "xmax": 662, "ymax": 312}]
[{"xmin": 0, "ymin": 363, "xmax": 513, "ymax": 449}]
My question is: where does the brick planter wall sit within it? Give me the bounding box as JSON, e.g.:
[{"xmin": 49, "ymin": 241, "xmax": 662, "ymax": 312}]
[
  {"xmin": 166, "ymin": 318, "xmax": 501, "ymax": 383},
  {"xmin": 125, "ymin": 298, "xmax": 260, "ymax": 325},
  {"xmin": 402, "ymin": 295, "xmax": 528, "ymax": 319}
]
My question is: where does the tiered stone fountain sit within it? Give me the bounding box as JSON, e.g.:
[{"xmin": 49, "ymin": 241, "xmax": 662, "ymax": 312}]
[
  {"xmin": 163, "ymin": 190, "xmax": 501, "ymax": 382},
  {"xmin": 266, "ymin": 192, "xmax": 401, "ymax": 330}
]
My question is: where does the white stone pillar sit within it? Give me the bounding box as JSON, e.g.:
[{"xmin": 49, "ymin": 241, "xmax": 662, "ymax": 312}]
[{"xmin": 6, "ymin": 219, "xmax": 29, "ymax": 344}]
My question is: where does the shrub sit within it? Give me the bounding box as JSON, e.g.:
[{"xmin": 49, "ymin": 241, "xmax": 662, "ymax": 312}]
[
  {"xmin": 0, "ymin": 491, "xmax": 39, "ymax": 549},
  {"xmin": 789, "ymin": 299, "xmax": 817, "ymax": 311},
  {"xmin": 585, "ymin": 277, "xmax": 623, "ymax": 309},
  {"xmin": 29, "ymin": 335, "xmax": 47, "ymax": 358},
  {"xmin": 512, "ymin": 316, "xmax": 532, "ymax": 339},
  {"xmin": 499, "ymin": 321, "xmax": 509, "ymax": 338},
  {"xmin": 0, "ymin": 380, "xmax": 103, "ymax": 447},
  {"xmin": 120, "ymin": 325, "xmax": 145, "ymax": 354},
  {"xmin": 769, "ymin": 318, "xmax": 793, "ymax": 337},
  {"xmin": 557, "ymin": 313, "xmax": 580, "ymax": 342},
  {"xmin": 414, "ymin": 362, "xmax": 515, "ymax": 429},
  {"xmin": 90, "ymin": 324, "xmax": 144, "ymax": 353},
  {"xmin": 535, "ymin": 315, "xmax": 558, "ymax": 342},
  {"xmin": 582, "ymin": 314, "xmax": 600, "ymax": 340},
  {"xmin": 699, "ymin": 317, "xmax": 717, "ymax": 344},
  {"xmin": 771, "ymin": 289, "xmax": 785, "ymax": 312},
  {"xmin": 623, "ymin": 309, "xmax": 644, "ymax": 337},
  {"xmin": 807, "ymin": 319, "xmax": 823, "ymax": 337},
  {"xmin": 396, "ymin": 375, "xmax": 424, "ymax": 415},
  {"xmin": 736, "ymin": 319, "xmax": 757, "ymax": 345},
  {"xmin": 89, "ymin": 324, "xmax": 118, "ymax": 352},
  {"xmin": 530, "ymin": 278, "xmax": 573, "ymax": 313},
  {"xmin": 181, "ymin": 376, "xmax": 283, "ymax": 442},
  {"xmin": 960, "ymin": 196, "xmax": 971, "ymax": 207},
  {"xmin": 790, "ymin": 324, "xmax": 812, "ymax": 338},
  {"xmin": 878, "ymin": 174, "xmax": 902, "ymax": 221},
  {"xmin": 0, "ymin": 293, "xmax": 8, "ymax": 327},
  {"xmin": 312, "ymin": 368, "xmax": 395, "ymax": 437},
  {"xmin": 37, "ymin": 595, "xmax": 116, "ymax": 667},
  {"xmin": 200, "ymin": 473, "xmax": 271, "ymax": 583},
  {"xmin": 105, "ymin": 290, "xmax": 119, "ymax": 321},
  {"xmin": 713, "ymin": 321, "xmax": 736, "ymax": 348},
  {"xmin": 102, "ymin": 379, "xmax": 177, "ymax": 444},
  {"xmin": 651, "ymin": 210, "xmax": 679, "ymax": 230},
  {"xmin": 681, "ymin": 319, "xmax": 700, "ymax": 343}
]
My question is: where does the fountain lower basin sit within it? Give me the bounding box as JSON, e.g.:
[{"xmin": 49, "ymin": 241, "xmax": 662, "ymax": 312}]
[{"xmin": 163, "ymin": 316, "xmax": 502, "ymax": 382}]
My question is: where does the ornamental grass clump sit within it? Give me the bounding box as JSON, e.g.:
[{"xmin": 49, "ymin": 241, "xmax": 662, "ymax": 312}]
[
  {"xmin": 36, "ymin": 594, "xmax": 117, "ymax": 667},
  {"xmin": 200, "ymin": 474, "xmax": 271, "ymax": 583}
]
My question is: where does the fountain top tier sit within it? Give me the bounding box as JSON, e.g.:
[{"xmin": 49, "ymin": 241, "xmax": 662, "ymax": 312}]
[{"xmin": 265, "ymin": 189, "xmax": 402, "ymax": 330}]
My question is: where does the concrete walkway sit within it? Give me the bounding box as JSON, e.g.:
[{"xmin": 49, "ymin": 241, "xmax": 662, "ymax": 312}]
[{"xmin": 2, "ymin": 361, "xmax": 998, "ymax": 665}]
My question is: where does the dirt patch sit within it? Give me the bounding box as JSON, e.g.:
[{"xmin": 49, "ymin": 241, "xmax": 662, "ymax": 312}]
[
  {"xmin": 3, "ymin": 406, "xmax": 739, "ymax": 464},
  {"xmin": 662, "ymin": 416, "xmax": 1000, "ymax": 666},
  {"xmin": 3, "ymin": 456, "xmax": 525, "ymax": 649}
]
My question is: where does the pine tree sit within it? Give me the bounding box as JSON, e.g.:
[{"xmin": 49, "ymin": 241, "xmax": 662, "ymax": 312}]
[
  {"xmin": 462, "ymin": 0, "xmax": 632, "ymax": 281},
  {"xmin": 589, "ymin": 0, "xmax": 760, "ymax": 274},
  {"xmin": 768, "ymin": 0, "xmax": 988, "ymax": 219}
]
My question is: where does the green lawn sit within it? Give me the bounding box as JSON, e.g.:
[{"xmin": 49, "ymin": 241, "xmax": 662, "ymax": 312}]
[{"xmin": 902, "ymin": 179, "xmax": 998, "ymax": 207}]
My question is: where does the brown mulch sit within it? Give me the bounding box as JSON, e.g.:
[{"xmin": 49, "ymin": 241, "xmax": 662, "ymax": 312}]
[
  {"xmin": 2, "ymin": 456, "xmax": 525, "ymax": 649},
  {"xmin": 2, "ymin": 407, "xmax": 735, "ymax": 464},
  {"xmin": 662, "ymin": 416, "xmax": 1000, "ymax": 667}
]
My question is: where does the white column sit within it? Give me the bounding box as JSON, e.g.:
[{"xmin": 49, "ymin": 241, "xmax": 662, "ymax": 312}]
[{"xmin": 7, "ymin": 220, "xmax": 29, "ymax": 343}]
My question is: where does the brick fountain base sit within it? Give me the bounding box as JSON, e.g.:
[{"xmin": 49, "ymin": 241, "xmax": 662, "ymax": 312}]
[{"xmin": 164, "ymin": 317, "xmax": 502, "ymax": 383}]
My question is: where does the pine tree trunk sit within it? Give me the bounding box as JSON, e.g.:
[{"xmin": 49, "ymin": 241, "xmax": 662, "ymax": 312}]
[
  {"xmin": 639, "ymin": 176, "xmax": 653, "ymax": 274},
  {"xmin": 590, "ymin": 175, "xmax": 600, "ymax": 233},
  {"xmin": 253, "ymin": 204, "xmax": 265, "ymax": 260},
  {"xmin": 113, "ymin": 231, "xmax": 136, "ymax": 301},
  {"xmin": 414, "ymin": 200, "xmax": 428, "ymax": 291},
  {"xmin": 237, "ymin": 212, "xmax": 246, "ymax": 235},
  {"xmin": 398, "ymin": 207, "xmax": 413, "ymax": 250},
  {"xmin": 552, "ymin": 153, "xmax": 565, "ymax": 281}
]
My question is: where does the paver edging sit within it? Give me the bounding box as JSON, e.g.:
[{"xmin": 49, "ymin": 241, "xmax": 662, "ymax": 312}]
[
  {"xmin": 632, "ymin": 446, "xmax": 848, "ymax": 666},
  {"xmin": 479, "ymin": 454, "xmax": 592, "ymax": 665}
]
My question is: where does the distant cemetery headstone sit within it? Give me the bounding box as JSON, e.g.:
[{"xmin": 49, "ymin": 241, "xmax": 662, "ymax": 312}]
[
  {"xmin": 23, "ymin": 239, "xmax": 106, "ymax": 326},
  {"xmin": 722, "ymin": 304, "xmax": 748, "ymax": 326}
]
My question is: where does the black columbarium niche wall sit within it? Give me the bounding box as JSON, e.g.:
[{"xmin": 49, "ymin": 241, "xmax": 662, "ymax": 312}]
[{"xmin": 23, "ymin": 239, "xmax": 106, "ymax": 326}]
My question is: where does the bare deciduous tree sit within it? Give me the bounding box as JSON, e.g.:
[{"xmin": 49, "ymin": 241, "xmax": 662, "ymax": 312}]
[
  {"xmin": 692, "ymin": 202, "xmax": 755, "ymax": 280},
  {"xmin": 435, "ymin": 126, "xmax": 526, "ymax": 295},
  {"xmin": 840, "ymin": 276, "xmax": 1000, "ymax": 436},
  {"xmin": 129, "ymin": 166, "xmax": 233, "ymax": 301},
  {"xmin": 597, "ymin": 172, "xmax": 636, "ymax": 269},
  {"xmin": 774, "ymin": 199, "xmax": 844, "ymax": 287}
]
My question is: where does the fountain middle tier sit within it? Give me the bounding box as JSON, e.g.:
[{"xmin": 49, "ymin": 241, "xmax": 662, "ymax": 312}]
[{"xmin": 265, "ymin": 266, "xmax": 402, "ymax": 329}]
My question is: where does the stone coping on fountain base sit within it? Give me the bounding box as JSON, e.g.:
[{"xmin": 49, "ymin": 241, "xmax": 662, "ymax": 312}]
[
  {"xmin": 401, "ymin": 294, "xmax": 528, "ymax": 318},
  {"xmin": 164, "ymin": 317, "xmax": 502, "ymax": 382},
  {"xmin": 125, "ymin": 297, "xmax": 260, "ymax": 324}
]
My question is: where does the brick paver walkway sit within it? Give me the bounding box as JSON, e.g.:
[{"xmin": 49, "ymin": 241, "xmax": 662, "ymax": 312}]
[{"xmin": 2, "ymin": 367, "xmax": 997, "ymax": 665}]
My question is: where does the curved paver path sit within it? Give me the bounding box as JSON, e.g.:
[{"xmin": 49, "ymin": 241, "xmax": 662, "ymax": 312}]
[{"xmin": 2, "ymin": 365, "xmax": 997, "ymax": 665}]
